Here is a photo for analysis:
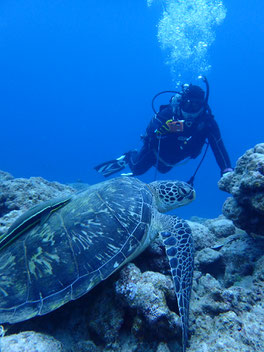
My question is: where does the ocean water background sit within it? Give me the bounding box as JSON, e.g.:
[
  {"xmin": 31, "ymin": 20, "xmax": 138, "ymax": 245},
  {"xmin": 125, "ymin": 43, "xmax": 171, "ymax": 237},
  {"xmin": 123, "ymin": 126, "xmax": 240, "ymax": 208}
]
[{"xmin": 0, "ymin": 0, "xmax": 263, "ymax": 219}]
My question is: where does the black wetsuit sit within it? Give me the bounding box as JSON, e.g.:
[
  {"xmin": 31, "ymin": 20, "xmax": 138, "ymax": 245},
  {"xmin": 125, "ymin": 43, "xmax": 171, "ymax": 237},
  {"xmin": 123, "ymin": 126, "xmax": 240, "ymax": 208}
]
[{"xmin": 127, "ymin": 104, "xmax": 232, "ymax": 176}]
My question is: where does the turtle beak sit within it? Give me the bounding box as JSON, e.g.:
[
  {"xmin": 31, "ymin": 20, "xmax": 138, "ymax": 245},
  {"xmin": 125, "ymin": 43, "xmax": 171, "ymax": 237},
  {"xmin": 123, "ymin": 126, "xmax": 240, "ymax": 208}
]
[{"xmin": 188, "ymin": 189, "xmax": 196, "ymax": 201}]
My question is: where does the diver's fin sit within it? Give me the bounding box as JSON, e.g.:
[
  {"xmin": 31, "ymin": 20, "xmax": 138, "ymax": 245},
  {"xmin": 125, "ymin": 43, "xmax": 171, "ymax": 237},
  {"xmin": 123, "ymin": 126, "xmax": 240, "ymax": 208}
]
[
  {"xmin": 94, "ymin": 155, "xmax": 128, "ymax": 177},
  {"xmin": 121, "ymin": 172, "xmax": 133, "ymax": 177}
]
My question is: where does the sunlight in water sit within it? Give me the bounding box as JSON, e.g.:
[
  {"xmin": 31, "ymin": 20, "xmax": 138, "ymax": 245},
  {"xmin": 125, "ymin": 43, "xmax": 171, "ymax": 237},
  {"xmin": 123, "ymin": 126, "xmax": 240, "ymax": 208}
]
[{"xmin": 147, "ymin": 0, "xmax": 227, "ymax": 85}]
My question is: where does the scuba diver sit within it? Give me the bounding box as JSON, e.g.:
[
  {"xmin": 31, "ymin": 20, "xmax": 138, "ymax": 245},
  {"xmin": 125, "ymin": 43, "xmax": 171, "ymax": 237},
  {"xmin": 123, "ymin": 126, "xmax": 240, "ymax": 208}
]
[{"xmin": 95, "ymin": 76, "xmax": 233, "ymax": 184}]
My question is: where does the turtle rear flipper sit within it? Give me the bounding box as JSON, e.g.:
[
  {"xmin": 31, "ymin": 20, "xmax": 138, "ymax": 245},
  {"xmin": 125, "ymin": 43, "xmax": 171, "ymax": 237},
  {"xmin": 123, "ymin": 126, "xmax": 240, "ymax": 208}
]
[{"xmin": 160, "ymin": 216, "xmax": 194, "ymax": 352}]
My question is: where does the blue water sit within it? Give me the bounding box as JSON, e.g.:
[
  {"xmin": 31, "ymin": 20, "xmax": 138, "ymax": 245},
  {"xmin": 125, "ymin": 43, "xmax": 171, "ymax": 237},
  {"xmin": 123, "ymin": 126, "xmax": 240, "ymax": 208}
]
[{"xmin": 0, "ymin": 0, "xmax": 263, "ymax": 219}]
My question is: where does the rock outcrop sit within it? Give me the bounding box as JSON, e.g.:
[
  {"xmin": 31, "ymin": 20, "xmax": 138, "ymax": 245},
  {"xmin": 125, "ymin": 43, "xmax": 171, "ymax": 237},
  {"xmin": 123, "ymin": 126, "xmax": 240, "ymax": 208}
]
[
  {"xmin": 0, "ymin": 170, "xmax": 75, "ymax": 235},
  {"xmin": 219, "ymin": 143, "xmax": 264, "ymax": 236},
  {"xmin": 0, "ymin": 169, "xmax": 263, "ymax": 352}
]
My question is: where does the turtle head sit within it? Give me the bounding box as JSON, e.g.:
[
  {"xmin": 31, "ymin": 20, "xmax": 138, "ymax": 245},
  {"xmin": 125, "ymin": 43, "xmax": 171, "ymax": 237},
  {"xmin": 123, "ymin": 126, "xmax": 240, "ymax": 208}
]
[{"xmin": 148, "ymin": 180, "xmax": 195, "ymax": 213}]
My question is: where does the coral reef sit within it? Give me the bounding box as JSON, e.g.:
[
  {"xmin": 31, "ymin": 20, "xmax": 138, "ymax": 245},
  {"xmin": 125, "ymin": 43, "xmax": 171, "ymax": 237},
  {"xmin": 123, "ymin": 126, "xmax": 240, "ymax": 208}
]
[
  {"xmin": 0, "ymin": 331, "xmax": 63, "ymax": 352},
  {"xmin": 115, "ymin": 263, "xmax": 181, "ymax": 340},
  {"xmin": 0, "ymin": 170, "xmax": 75, "ymax": 235},
  {"xmin": 0, "ymin": 169, "xmax": 263, "ymax": 351},
  {"xmin": 219, "ymin": 143, "xmax": 264, "ymax": 236}
]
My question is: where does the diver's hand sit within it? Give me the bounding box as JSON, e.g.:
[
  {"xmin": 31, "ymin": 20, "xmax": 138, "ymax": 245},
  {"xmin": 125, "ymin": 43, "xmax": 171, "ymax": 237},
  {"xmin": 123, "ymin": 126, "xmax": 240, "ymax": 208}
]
[{"xmin": 221, "ymin": 168, "xmax": 234, "ymax": 177}]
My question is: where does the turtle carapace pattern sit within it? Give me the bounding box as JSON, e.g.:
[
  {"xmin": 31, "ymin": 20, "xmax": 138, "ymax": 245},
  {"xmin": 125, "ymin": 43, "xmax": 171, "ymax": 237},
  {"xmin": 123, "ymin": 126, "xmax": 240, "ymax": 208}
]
[{"xmin": 0, "ymin": 177, "xmax": 195, "ymax": 352}]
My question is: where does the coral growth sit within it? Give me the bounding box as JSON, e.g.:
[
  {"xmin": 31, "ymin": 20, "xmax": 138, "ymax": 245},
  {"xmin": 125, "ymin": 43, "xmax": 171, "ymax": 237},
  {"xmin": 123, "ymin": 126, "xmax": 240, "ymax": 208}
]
[
  {"xmin": 0, "ymin": 169, "xmax": 263, "ymax": 351},
  {"xmin": 219, "ymin": 143, "xmax": 264, "ymax": 236}
]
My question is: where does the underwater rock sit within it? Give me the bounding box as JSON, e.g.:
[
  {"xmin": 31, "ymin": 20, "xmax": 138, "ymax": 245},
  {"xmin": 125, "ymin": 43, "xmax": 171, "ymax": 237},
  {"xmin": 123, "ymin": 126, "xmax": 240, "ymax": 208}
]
[
  {"xmin": 187, "ymin": 221, "xmax": 217, "ymax": 250},
  {"xmin": 204, "ymin": 216, "xmax": 236, "ymax": 238},
  {"xmin": 0, "ymin": 331, "xmax": 63, "ymax": 352},
  {"xmin": 189, "ymin": 299, "xmax": 264, "ymax": 352},
  {"xmin": 0, "ymin": 171, "xmax": 75, "ymax": 235},
  {"xmin": 156, "ymin": 342, "xmax": 171, "ymax": 352},
  {"xmin": 87, "ymin": 286, "xmax": 125, "ymax": 344},
  {"xmin": 0, "ymin": 170, "xmax": 13, "ymax": 182},
  {"xmin": 71, "ymin": 340, "xmax": 100, "ymax": 352},
  {"xmin": 192, "ymin": 273, "xmax": 230, "ymax": 316},
  {"xmin": 190, "ymin": 258, "xmax": 264, "ymax": 351},
  {"xmin": 0, "ymin": 170, "xmax": 263, "ymax": 352},
  {"xmin": 195, "ymin": 248, "xmax": 224, "ymax": 275},
  {"xmin": 219, "ymin": 143, "xmax": 264, "ymax": 236},
  {"xmin": 115, "ymin": 263, "xmax": 181, "ymax": 340},
  {"xmin": 67, "ymin": 182, "xmax": 90, "ymax": 192},
  {"xmin": 135, "ymin": 236, "xmax": 171, "ymax": 276},
  {"xmin": 219, "ymin": 232, "xmax": 264, "ymax": 287}
]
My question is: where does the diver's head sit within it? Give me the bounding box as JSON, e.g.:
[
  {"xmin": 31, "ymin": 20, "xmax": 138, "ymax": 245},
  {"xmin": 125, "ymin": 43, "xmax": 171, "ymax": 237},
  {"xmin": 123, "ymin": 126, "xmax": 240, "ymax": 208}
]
[{"xmin": 180, "ymin": 84, "xmax": 205, "ymax": 121}]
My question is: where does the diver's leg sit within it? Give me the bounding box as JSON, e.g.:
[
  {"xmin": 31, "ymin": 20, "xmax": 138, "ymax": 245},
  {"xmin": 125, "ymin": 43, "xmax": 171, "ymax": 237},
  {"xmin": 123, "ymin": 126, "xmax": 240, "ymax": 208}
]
[
  {"xmin": 157, "ymin": 162, "xmax": 173, "ymax": 174},
  {"xmin": 95, "ymin": 144, "xmax": 156, "ymax": 177},
  {"xmin": 127, "ymin": 144, "xmax": 156, "ymax": 176}
]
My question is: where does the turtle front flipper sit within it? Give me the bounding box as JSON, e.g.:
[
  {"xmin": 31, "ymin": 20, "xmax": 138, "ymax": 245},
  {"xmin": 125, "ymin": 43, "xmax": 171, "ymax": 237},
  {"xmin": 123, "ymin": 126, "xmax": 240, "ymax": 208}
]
[{"xmin": 160, "ymin": 215, "xmax": 194, "ymax": 352}]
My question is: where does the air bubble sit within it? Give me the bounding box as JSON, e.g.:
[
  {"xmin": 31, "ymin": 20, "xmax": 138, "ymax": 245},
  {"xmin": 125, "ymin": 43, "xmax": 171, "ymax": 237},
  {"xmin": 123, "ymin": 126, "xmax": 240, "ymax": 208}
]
[{"xmin": 147, "ymin": 0, "xmax": 227, "ymax": 84}]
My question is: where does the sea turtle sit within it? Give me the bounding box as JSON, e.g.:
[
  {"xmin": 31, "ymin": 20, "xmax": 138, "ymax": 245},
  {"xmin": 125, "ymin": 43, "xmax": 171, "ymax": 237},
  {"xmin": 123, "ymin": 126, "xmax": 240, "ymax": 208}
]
[{"xmin": 0, "ymin": 177, "xmax": 195, "ymax": 351}]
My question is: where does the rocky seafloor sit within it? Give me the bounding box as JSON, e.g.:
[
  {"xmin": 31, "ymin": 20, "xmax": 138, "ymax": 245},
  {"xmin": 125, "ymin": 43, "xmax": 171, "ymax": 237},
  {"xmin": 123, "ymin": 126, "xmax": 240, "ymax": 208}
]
[{"xmin": 0, "ymin": 144, "xmax": 264, "ymax": 352}]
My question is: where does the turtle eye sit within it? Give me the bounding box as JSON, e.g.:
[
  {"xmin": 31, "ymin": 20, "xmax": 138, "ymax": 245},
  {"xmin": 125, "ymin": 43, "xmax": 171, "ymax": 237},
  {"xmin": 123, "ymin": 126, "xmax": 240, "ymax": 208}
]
[
  {"xmin": 178, "ymin": 185, "xmax": 195, "ymax": 200},
  {"xmin": 179, "ymin": 187, "xmax": 188, "ymax": 196}
]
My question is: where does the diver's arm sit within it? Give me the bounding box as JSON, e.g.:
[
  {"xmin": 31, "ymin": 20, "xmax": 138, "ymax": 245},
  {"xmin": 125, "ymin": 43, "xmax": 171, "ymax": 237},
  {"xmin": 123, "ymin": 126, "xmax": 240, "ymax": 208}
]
[
  {"xmin": 145, "ymin": 106, "xmax": 174, "ymax": 139},
  {"xmin": 207, "ymin": 118, "xmax": 233, "ymax": 175},
  {"xmin": 145, "ymin": 116, "xmax": 160, "ymax": 138}
]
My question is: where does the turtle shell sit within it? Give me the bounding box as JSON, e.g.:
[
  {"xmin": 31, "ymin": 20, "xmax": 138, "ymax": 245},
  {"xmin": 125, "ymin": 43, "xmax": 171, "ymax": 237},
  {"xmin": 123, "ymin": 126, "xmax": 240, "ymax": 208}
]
[{"xmin": 0, "ymin": 177, "xmax": 153, "ymax": 324}]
